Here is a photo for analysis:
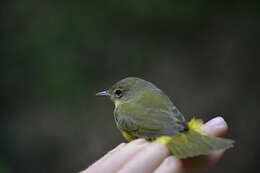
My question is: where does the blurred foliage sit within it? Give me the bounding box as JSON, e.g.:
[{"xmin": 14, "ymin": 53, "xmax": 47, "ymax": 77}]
[{"xmin": 1, "ymin": 0, "xmax": 259, "ymax": 173}]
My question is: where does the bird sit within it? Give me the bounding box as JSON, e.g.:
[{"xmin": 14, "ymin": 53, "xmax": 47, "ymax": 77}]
[{"xmin": 96, "ymin": 77, "xmax": 234, "ymax": 159}]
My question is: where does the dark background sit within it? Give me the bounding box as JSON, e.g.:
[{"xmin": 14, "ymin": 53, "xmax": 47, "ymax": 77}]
[{"xmin": 1, "ymin": 1, "xmax": 259, "ymax": 173}]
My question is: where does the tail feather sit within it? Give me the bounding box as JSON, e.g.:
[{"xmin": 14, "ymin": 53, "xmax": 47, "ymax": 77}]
[
  {"xmin": 168, "ymin": 129, "xmax": 234, "ymax": 158},
  {"xmin": 157, "ymin": 118, "xmax": 234, "ymax": 159}
]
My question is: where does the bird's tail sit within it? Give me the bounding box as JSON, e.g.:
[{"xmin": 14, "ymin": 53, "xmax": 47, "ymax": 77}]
[{"xmin": 156, "ymin": 118, "xmax": 234, "ymax": 159}]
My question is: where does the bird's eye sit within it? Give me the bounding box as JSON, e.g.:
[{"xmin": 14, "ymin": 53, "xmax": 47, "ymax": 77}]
[{"xmin": 114, "ymin": 89, "xmax": 123, "ymax": 98}]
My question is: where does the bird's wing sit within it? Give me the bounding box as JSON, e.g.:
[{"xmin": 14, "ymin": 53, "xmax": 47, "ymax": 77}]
[{"xmin": 114, "ymin": 103, "xmax": 187, "ymax": 138}]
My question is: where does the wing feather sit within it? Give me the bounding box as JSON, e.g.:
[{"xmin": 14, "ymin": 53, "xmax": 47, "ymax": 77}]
[{"xmin": 114, "ymin": 102, "xmax": 186, "ymax": 138}]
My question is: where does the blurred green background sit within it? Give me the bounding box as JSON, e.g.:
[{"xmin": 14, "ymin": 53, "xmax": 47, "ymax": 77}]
[{"xmin": 1, "ymin": 1, "xmax": 259, "ymax": 173}]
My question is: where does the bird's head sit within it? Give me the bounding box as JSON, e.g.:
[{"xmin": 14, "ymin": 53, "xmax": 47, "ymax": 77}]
[{"xmin": 96, "ymin": 77, "xmax": 157, "ymax": 106}]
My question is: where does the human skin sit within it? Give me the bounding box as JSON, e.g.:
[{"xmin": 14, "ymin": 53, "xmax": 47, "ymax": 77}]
[{"xmin": 81, "ymin": 116, "xmax": 230, "ymax": 173}]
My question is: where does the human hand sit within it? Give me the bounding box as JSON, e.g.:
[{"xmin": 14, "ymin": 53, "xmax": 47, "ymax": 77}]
[{"xmin": 81, "ymin": 116, "xmax": 229, "ymax": 173}]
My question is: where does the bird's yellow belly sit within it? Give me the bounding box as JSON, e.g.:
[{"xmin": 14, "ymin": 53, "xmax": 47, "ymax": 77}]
[
  {"xmin": 120, "ymin": 130, "xmax": 158, "ymax": 142},
  {"xmin": 120, "ymin": 130, "xmax": 137, "ymax": 142}
]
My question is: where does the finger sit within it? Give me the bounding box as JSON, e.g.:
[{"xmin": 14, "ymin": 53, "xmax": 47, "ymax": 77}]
[
  {"xmin": 200, "ymin": 116, "xmax": 228, "ymax": 137},
  {"xmin": 154, "ymin": 152, "xmax": 223, "ymax": 173},
  {"xmin": 177, "ymin": 117, "xmax": 229, "ymax": 173},
  {"xmin": 155, "ymin": 117, "xmax": 229, "ymax": 173},
  {"xmin": 82, "ymin": 139, "xmax": 149, "ymax": 173},
  {"xmin": 80, "ymin": 142, "xmax": 126, "ymax": 173},
  {"xmin": 117, "ymin": 141, "xmax": 171, "ymax": 173},
  {"xmin": 91, "ymin": 142, "xmax": 126, "ymax": 166},
  {"xmin": 154, "ymin": 156, "xmax": 182, "ymax": 173},
  {"xmin": 181, "ymin": 151, "xmax": 224, "ymax": 173}
]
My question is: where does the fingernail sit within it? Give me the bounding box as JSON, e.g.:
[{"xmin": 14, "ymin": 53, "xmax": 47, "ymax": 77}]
[
  {"xmin": 206, "ymin": 116, "xmax": 225, "ymax": 127},
  {"xmin": 164, "ymin": 156, "xmax": 179, "ymax": 166}
]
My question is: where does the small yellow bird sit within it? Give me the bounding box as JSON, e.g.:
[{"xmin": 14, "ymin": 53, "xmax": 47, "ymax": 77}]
[{"xmin": 96, "ymin": 77, "xmax": 234, "ymax": 158}]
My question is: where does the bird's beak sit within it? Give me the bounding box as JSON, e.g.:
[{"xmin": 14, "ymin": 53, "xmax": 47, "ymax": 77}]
[{"xmin": 96, "ymin": 90, "xmax": 111, "ymax": 97}]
